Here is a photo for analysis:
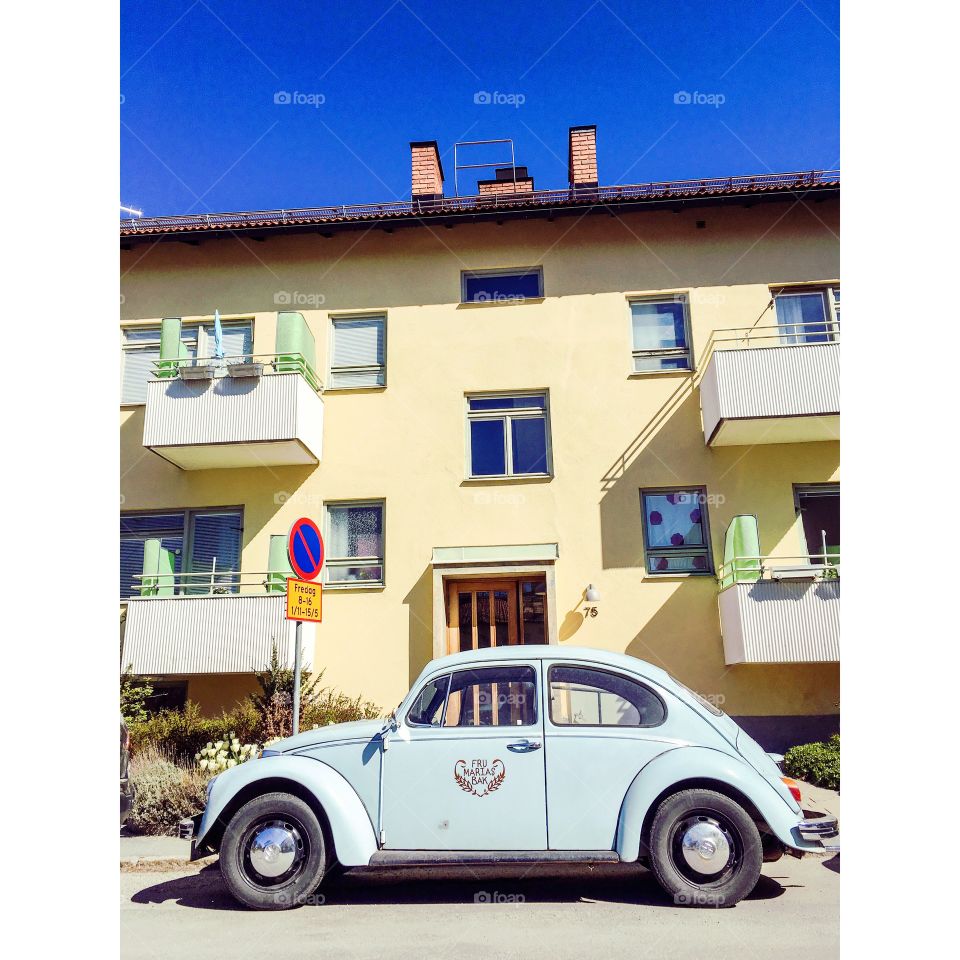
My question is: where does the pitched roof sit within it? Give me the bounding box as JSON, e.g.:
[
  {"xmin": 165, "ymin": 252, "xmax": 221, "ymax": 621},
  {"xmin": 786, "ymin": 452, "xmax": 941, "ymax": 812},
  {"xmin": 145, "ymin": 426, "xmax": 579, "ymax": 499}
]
[{"xmin": 120, "ymin": 169, "xmax": 839, "ymax": 245}]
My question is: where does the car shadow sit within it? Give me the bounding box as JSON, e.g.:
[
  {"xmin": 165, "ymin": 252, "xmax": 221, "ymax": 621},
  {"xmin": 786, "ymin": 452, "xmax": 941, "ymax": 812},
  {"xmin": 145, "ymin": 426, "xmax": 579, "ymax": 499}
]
[
  {"xmin": 822, "ymin": 854, "xmax": 840, "ymax": 874},
  {"xmin": 130, "ymin": 862, "xmax": 786, "ymax": 910}
]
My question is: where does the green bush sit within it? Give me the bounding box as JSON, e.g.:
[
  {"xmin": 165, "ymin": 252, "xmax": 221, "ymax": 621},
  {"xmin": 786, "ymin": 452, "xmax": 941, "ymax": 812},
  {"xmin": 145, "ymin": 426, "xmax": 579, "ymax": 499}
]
[
  {"xmin": 129, "ymin": 701, "xmax": 261, "ymax": 765},
  {"xmin": 127, "ymin": 744, "xmax": 210, "ymax": 835},
  {"xmin": 302, "ymin": 688, "xmax": 381, "ymax": 728},
  {"xmin": 121, "ymin": 665, "xmax": 154, "ymax": 725},
  {"xmin": 784, "ymin": 733, "xmax": 840, "ymax": 790}
]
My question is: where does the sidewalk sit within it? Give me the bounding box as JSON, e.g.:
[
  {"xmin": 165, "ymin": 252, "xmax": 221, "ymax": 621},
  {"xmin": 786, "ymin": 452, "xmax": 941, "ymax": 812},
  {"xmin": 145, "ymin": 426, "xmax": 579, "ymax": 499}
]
[{"xmin": 120, "ymin": 831, "xmax": 210, "ymax": 871}]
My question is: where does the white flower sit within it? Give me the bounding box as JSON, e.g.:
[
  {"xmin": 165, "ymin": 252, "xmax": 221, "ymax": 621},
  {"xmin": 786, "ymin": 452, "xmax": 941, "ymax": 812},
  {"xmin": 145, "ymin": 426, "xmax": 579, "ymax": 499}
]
[
  {"xmin": 199, "ymin": 758, "xmax": 209, "ymax": 771},
  {"xmin": 227, "ymin": 758, "xmax": 237, "ymax": 768}
]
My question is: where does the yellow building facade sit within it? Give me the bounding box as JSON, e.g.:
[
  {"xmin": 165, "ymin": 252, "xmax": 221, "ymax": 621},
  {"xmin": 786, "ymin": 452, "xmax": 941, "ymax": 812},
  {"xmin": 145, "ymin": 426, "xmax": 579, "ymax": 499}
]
[{"xmin": 120, "ymin": 133, "xmax": 839, "ymax": 750}]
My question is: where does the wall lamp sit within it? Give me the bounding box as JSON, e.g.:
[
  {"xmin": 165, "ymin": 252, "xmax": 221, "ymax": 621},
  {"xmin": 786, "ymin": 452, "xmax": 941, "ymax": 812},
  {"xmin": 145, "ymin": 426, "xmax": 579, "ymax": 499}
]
[{"xmin": 584, "ymin": 584, "xmax": 601, "ymax": 618}]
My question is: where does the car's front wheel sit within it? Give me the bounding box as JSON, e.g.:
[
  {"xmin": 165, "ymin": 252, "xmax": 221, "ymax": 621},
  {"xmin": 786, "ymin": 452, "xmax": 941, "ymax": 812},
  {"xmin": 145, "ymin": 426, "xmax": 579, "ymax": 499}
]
[
  {"xmin": 648, "ymin": 788, "xmax": 762, "ymax": 907},
  {"xmin": 219, "ymin": 792, "xmax": 327, "ymax": 910}
]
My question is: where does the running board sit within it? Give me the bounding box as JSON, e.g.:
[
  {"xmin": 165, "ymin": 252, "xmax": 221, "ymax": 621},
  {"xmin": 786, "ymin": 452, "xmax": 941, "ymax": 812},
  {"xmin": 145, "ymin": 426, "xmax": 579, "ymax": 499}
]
[{"xmin": 369, "ymin": 850, "xmax": 621, "ymax": 867}]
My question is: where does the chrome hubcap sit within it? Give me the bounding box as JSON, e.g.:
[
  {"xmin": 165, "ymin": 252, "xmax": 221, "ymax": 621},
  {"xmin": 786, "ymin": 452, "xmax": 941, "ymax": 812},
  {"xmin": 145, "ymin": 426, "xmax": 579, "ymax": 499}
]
[
  {"xmin": 248, "ymin": 822, "xmax": 300, "ymax": 879},
  {"xmin": 680, "ymin": 821, "xmax": 731, "ymax": 875}
]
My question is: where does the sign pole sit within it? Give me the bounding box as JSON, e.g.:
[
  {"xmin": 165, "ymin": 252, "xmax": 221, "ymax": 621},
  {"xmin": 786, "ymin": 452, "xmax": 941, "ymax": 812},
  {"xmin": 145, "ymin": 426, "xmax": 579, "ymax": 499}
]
[{"xmin": 292, "ymin": 620, "xmax": 303, "ymax": 736}]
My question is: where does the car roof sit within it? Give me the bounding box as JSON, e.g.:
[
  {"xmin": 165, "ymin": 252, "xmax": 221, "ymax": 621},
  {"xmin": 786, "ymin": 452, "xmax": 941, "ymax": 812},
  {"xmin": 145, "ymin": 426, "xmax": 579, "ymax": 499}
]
[{"xmin": 422, "ymin": 644, "xmax": 675, "ymax": 688}]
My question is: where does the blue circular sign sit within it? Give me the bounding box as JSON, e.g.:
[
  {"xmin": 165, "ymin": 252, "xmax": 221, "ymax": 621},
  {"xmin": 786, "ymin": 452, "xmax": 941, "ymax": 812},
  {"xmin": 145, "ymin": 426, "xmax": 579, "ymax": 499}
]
[{"xmin": 288, "ymin": 517, "xmax": 325, "ymax": 581}]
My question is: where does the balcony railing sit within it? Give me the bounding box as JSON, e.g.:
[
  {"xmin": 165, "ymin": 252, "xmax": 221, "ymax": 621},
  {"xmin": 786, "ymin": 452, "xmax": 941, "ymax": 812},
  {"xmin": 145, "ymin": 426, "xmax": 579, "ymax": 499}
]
[
  {"xmin": 123, "ymin": 572, "xmax": 312, "ymax": 675},
  {"xmin": 132, "ymin": 570, "xmax": 289, "ymax": 598},
  {"xmin": 153, "ymin": 351, "xmax": 323, "ymax": 393},
  {"xmin": 699, "ymin": 322, "xmax": 840, "ymax": 446},
  {"xmin": 716, "ymin": 552, "xmax": 840, "ymax": 664},
  {"xmin": 142, "ymin": 351, "xmax": 325, "ymax": 469}
]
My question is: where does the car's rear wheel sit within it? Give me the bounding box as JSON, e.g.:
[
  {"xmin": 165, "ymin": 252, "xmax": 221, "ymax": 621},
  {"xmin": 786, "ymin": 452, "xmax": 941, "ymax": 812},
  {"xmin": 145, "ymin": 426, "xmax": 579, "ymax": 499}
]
[
  {"xmin": 648, "ymin": 788, "xmax": 762, "ymax": 907},
  {"xmin": 219, "ymin": 792, "xmax": 327, "ymax": 910}
]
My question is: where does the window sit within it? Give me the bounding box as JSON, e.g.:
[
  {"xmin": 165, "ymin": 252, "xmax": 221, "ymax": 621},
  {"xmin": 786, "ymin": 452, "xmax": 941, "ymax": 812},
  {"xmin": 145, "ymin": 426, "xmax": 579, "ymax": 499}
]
[
  {"xmin": 773, "ymin": 287, "xmax": 839, "ymax": 344},
  {"xmin": 329, "ymin": 316, "xmax": 386, "ymax": 388},
  {"xmin": 324, "ymin": 501, "xmax": 385, "ymax": 586},
  {"xmin": 119, "ymin": 509, "xmax": 243, "ymax": 598},
  {"xmin": 461, "ymin": 268, "xmax": 543, "ymax": 303},
  {"xmin": 443, "ymin": 666, "xmax": 538, "ymax": 727},
  {"xmin": 407, "ymin": 675, "xmax": 450, "ymax": 726},
  {"xmin": 630, "ymin": 296, "xmax": 692, "ymax": 373},
  {"xmin": 467, "ymin": 393, "xmax": 551, "ymax": 478},
  {"xmin": 120, "ymin": 320, "xmax": 252, "ymax": 403},
  {"xmin": 549, "ymin": 666, "xmax": 665, "ymax": 727},
  {"xmin": 795, "ymin": 484, "xmax": 840, "ymax": 565},
  {"xmin": 640, "ymin": 487, "xmax": 713, "ymax": 574}
]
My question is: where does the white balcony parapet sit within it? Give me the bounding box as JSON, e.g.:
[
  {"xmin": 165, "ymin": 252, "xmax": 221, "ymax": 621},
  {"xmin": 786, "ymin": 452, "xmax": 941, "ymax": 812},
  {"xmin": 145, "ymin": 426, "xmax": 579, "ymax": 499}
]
[
  {"xmin": 123, "ymin": 571, "xmax": 313, "ymax": 675},
  {"xmin": 717, "ymin": 554, "xmax": 839, "ymax": 664},
  {"xmin": 142, "ymin": 354, "xmax": 324, "ymax": 469},
  {"xmin": 699, "ymin": 324, "xmax": 839, "ymax": 446}
]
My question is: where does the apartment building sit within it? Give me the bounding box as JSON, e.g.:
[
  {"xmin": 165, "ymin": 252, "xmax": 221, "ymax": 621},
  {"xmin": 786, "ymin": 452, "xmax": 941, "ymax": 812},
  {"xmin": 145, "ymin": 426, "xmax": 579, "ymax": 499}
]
[{"xmin": 119, "ymin": 125, "xmax": 839, "ymax": 751}]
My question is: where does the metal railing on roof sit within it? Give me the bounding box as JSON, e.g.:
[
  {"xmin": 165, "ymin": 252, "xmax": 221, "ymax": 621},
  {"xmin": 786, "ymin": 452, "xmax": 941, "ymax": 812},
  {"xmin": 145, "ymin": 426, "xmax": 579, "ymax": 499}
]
[{"xmin": 120, "ymin": 170, "xmax": 839, "ymax": 232}]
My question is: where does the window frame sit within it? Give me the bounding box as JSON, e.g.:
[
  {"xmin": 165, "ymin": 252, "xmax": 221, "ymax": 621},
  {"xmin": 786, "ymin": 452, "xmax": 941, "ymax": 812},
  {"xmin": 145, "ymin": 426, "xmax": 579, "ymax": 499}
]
[
  {"xmin": 327, "ymin": 314, "xmax": 387, "ymax": 391},
  {"xmin": 322, "ymin": 499, "xmax": 386, "ymax": 589},
  {"xmin": 627, "ymin": 294, "xmax": 694, "ymax": 376},
  {"xmin": 442, "ymin": 665, "xmax": 541, "ymax": 729},
  {"xmin": 792, "ymin": 482, "xmax": 840, "ymax": 563},
  {"xmin": 465, "ymin": 391, "xmax": 553, "ymax": 480},
  {"xmin": 460, "ymin": 267, "xmax": 544, "ymax": 305},
  {"xmin": 639, "ymin": 486, "xmax": 714, "ymax": 577},
  {"xmin": 119, "ymin": 505, "xmax": 244, "ymax": 599},
  {"xmin": 546, "ymin": 664, "xmax": 667, "ymax": 729},
  {"xmin": 120, "ymin": 319, "xmax": 254, "ymax": 405},
  {"xmin": 405, "ymin": 673, "xmax": 451, "ymax": 728},
  {"xmin": 771, "ymin": 286, "xmax": 840, "ymax": 344}
]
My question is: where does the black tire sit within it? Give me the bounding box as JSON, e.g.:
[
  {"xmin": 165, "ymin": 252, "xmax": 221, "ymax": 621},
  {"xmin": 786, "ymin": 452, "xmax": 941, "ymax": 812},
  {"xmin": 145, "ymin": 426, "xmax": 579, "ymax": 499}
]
[
  {"xmin": 219, "ymin": 792, "xmax": 327, "ymax": 910},
  {"xmin": 648, "ymin": 788, "xmax": 762, "ymax": 907}
]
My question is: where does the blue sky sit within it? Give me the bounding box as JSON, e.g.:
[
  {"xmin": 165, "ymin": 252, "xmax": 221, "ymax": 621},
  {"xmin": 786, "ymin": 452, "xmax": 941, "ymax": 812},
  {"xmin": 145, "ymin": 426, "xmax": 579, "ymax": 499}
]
[{"xmin": 120, "ymin": 0, "xmax": 839, "ymax": 216}]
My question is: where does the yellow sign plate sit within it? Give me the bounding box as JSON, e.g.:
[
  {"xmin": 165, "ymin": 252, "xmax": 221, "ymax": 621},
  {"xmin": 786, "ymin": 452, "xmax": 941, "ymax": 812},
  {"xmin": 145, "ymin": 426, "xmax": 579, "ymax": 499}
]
[{"xmin": 286, "ymin": 578, "xmax": 322, "ymax": 622}]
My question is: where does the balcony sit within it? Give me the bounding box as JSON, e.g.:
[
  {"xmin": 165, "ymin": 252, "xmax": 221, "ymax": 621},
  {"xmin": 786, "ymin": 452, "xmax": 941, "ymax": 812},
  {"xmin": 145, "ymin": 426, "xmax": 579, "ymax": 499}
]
[
  {"xmin": 717, "ymin": 554, "xmax": 840, "ymax": 665},
  {"xmin": 699, "ymin": 323, "xmax": 839, "ymax": 446},
  {"xmin": 122, "ymin": 571, "xmax": 314, "ymax": 675},
  {"xmin": 142, "ymin": 353, "xmax": 324, "ymax": 469}
]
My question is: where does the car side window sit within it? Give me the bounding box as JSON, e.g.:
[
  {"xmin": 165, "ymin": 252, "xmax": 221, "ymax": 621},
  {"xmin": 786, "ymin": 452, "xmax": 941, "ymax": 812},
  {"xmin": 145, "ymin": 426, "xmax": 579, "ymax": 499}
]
[
  {"xmin": 548, "ymin": 665, "xmax": 665, "ymax": 727},
  {"xmin": 444, "ymin": 666, "xmax": 538, "ymax": 728},
  {"xmin": 406, "ymin": 674, "xmax": 450, "ymax": 726}
]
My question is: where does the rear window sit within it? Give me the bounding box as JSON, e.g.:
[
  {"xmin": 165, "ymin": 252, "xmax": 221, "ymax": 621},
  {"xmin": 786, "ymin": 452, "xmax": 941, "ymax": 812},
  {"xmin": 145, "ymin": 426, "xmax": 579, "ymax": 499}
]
[{"xmin": 548, "ymin": 666, "xmax": 665, "ymax": 727}]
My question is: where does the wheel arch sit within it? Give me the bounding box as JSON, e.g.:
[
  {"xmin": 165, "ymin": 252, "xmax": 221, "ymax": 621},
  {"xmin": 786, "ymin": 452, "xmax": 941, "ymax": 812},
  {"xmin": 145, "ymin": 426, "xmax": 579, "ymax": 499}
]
[
  {"xmin": 615, "ymin": 746, "xmax": 799, "ymax": 861},
  {"xmin": 197, "ymin": 757, "xmax": 378, "ymax": 866}
]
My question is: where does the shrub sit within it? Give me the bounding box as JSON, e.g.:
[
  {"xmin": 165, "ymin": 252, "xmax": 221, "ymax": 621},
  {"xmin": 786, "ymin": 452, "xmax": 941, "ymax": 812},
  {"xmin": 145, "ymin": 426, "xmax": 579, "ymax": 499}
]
[
  {"xmin": 127, "ymin": 743, "xmax": 209, "ymax": 835},
  {"xmin": 302, "ymin": 688, "xmax": 382, "ymax": 727},
  {"xmin": 784, "ymin": 734, "xmax": 840, "ymax": 790},
  {"xmin": 129, "ymin": 701, "xmax": 261, "ymax": 765},
  {"xmin": 121, "ymin": 665, "xmax": 154, "ymax": 725}
]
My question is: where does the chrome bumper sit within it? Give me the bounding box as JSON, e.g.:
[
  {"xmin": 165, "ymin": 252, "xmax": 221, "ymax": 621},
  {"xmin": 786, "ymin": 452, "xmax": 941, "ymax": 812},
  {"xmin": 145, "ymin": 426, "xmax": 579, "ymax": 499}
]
[{"xmin": 794, "ymin": 814, "xmax": 840, "ymax": 856}]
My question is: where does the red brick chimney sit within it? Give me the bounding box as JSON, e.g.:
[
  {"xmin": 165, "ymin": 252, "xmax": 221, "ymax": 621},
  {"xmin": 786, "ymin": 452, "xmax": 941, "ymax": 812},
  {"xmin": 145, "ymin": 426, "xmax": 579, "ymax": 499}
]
[
  {"xmin": 568, "ymin": 125, "xmax": 598, "ymax": 192},
  {"xmin": 478, "ymin": 166, "xmax": 534, "ymax": 197},
  {"xmin": 410, "ymin": 141, "xmax": 444, "ymax": 200}
]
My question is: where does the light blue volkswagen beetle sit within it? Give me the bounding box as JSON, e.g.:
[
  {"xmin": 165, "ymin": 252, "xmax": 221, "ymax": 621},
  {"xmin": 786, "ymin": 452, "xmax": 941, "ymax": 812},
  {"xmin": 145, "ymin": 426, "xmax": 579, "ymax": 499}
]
[{"xmin": 189, "ymin": 646, "xmax": 838, "ymax": 910}]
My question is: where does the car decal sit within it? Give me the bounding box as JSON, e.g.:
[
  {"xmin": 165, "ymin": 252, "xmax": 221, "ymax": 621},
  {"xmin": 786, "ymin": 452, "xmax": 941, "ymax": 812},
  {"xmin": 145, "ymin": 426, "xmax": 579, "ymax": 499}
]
[{"xmin": 454, "ymin": 759, "xmax": 506, "ymax": 797}]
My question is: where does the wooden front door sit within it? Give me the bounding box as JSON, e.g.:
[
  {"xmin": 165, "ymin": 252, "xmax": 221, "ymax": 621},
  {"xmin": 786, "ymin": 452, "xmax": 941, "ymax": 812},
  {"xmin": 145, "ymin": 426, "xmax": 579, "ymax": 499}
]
[{"xmin": 446, "ymin": 580, "xmax": 519, "ymax": 653}]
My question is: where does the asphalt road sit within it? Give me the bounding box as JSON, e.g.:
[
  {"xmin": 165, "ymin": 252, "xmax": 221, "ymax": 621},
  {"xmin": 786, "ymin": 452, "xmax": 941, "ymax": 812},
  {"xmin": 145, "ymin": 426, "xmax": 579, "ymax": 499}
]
[{"xmin": 121, "ymin": 853, "xmax": 839, "ymax": 959}]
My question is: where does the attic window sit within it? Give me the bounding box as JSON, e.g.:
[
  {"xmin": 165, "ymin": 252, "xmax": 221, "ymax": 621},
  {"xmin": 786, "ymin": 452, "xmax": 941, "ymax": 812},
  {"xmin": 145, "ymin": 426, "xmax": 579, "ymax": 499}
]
[{"xmin": 461, "ymin": 268, "xmax": 543, "ymax": 304}]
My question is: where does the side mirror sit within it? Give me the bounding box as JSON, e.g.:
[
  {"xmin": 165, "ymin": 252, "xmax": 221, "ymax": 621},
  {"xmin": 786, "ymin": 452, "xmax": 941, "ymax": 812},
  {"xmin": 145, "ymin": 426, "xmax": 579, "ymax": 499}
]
[{"xmin": 380, "ymin": 708, "xmax": 399, "ymax": 737}]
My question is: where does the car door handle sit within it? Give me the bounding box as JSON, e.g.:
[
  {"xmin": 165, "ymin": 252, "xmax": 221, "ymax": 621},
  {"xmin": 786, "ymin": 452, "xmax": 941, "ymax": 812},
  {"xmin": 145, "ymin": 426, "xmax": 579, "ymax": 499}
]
[{"xmin": 507, "ymin": 740, "xmax": 542, "ymax": 753}]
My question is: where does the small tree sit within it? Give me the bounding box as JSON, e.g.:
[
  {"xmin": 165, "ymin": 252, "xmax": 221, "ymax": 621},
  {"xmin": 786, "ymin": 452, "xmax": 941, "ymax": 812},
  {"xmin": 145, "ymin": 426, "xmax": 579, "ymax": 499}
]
[
  {"xmin": 121, "ymin": 664, "xmax": 154, "ymax": 725},
  {"xmin": 250, "ymin": 643, "xmax": 323, "ymax": 739}
]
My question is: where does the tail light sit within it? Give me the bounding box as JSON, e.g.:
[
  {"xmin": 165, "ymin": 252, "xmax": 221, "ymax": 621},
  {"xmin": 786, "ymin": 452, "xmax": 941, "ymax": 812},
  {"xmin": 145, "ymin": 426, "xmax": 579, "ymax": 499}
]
[{"xmin": 781, "ymin": 776, "xmax": 802, "ymax": 804}]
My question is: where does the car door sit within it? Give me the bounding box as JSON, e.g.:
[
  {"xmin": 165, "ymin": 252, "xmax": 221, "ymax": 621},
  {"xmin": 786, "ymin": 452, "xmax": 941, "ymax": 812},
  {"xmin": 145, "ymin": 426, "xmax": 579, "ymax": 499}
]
[
  {"xmin": 381, "ymin": 662, "xmax": 547, "ymax": 850},
  {"xmin": 543, "ymin": 660, "xmax": 679, "ymax": 850}
]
